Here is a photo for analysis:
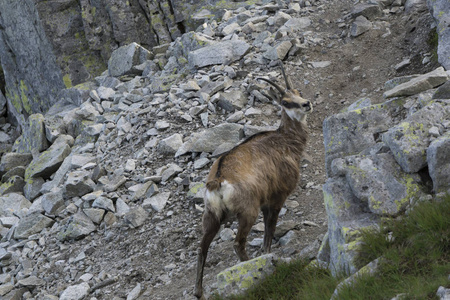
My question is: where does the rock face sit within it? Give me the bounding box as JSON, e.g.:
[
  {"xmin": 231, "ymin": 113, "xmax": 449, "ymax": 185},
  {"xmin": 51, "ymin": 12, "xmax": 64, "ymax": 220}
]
[
  {"xmin": 427, "ymin": 0, "xmax": 450, "ymax": 69},
  {"xmin": 321, "ymin": 73, "xmax": 450, "ymax": 276},
  {"xmin": 0, "ymin": 0, "xmax": 65, "ymax": 127}
]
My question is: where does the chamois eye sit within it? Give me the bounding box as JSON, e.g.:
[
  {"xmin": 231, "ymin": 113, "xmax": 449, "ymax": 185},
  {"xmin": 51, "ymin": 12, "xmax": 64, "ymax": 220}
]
[{"xmin": 281, "ymin": 100, "xmax": 288, "ymax": 106}]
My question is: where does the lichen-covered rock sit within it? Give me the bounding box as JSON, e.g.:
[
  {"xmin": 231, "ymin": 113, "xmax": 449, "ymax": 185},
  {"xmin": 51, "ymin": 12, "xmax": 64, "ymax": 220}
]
[
  {"xmin": 12, "ymin": 113, "xmax": 49, "ymax": 154},
  {"xmin": 382, "ymin": 101, "xmax": 449, "ymax": 173},
  {"xmin": 383, "ymin": 67, "xmax": 449, "ymax": 98},
  {"xmin": 323, "ymin": 98, "xmax": 406, "ymax": 175},
  {"xmin": 0, "ymin": 153, "xmax": 33, "ymax": 178},
  {"xmin": 0, "ymin": 175, "xmax": 25, "ymax": 196},
  {"xmin": 0, "ymin": 0, "xmax": 65, "ymax": 127},
  {"xmin": 216, "ymin": 254, "xmax": 278, "ymax": 297},
  {"xmin": 331, "ymin": 153, "xmax": 423, "ymax": 216},
  {"xmin": 427, "ymin": 132, "xmax": 450, "ymax": 193},
  {"xmin": 188, "ymin": 40, "xmax": 251, "ymax": 69},
  {"xmin": 108, "ymin": 42, "xmax": 153, "ymax": 77},
  {"xmin": 323, "ymin": 177, "xmax": 379, "ymax": 276},
  {"xmin": 25, "ymin": 135, "xmax": 72, "ymax": 180},
  {"xmin": 14, "ymin": 212, "xmax": 54, "ymax": 239}
]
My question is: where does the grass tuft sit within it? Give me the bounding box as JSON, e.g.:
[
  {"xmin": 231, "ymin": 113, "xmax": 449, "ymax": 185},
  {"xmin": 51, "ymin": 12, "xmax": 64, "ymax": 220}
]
[{"xmin": 214, "ymin": 194, "xmax": 450, "ymax": 300}]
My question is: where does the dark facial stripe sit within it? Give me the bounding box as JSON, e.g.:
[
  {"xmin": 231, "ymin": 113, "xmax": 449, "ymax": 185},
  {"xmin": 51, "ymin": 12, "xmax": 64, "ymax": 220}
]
[{"xmin": 281, "ymin": 101, "xmax": 301, "ymax": 109}]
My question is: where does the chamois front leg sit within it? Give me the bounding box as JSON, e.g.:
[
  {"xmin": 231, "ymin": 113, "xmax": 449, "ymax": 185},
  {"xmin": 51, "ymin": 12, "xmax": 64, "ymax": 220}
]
[{"xmin": 195, "ymin": 210, "xmax": 221, "ymax": 299}]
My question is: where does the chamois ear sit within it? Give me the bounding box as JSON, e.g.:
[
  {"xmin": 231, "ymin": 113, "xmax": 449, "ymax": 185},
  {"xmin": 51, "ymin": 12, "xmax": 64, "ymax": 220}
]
[{"xmin": 256, "ymin": 77, "xmax": 285, "ymax": 104}]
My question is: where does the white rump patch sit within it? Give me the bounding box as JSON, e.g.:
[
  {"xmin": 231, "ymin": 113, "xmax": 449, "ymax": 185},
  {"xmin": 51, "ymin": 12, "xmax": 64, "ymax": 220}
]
[{"xmin": 204, "ymin": 180, "xmax": 235, "ymax": 217}]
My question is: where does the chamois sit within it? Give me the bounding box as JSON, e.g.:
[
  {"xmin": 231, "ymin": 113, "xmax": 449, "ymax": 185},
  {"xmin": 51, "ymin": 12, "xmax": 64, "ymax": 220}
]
[{"xmin": 194, "ymin": 62, "xmax": 312, "ymax": 299}]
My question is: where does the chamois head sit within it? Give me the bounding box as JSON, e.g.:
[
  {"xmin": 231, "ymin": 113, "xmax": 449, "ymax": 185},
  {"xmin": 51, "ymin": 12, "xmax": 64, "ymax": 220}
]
[{"xmin": 257, "ymin": 62, "xmax": 312, "ymax": 122}]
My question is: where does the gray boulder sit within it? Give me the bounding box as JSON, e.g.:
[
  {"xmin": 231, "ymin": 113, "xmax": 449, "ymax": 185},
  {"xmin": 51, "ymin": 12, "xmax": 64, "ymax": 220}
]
[
  {"xmin": 41, "ymin": 188, "xmax": 65, "ymax": 215},
  {"xmin": 188, "ymin": 40, "xmax": 251, "ymax": 69},
  {"xmin": 383, "ymin": 67, "xmax": 449, "ymax": 98},
  {"xmin": 12, "ymin": 113, "xmax": 49, "ymax": 154},
  {"xmin": 108, "ymin": 42, "xmax": 153, "ymax": 77},
  {"xmin": 0, "ymin": 153, "xmax": 33, "ymax": 178},
  {"xmin": 157, "ymin": 134, "xmax": 183, "ymax": 156},
  {"xmin": 331, "ymin": 153, "xmax": 423, "ymax": 216},
  {"xmin": 143, "ymin": 191, "xmax": 171, "ymax": 212},
  {"xmin": 382, "ymin": 102, "xmax": 449, "ymax": 173},
  {"xmin": 189, "ymin": 123, "xmax": 244, "ymax": 153},
  {"xmin": 124, "ymin": 206, "xmax": 149, "ymax": 228},
  {"xmin": 323, "ymin": 98, "xmax": 407, "ymax": 175},
  {"xmin": 427, "ymin": 132, "xmax": 450, "ymax": 193},
  {"xmin": 25, "ymin": 135, "xmax": 72, "ymax": 180},
  {"xmin": 263, "ymin": 41, "xmax": 293, "ymax": 61},
  {"xmin": 60, "ymin": 282, "xmax": 90, "ymax": 300},
  {"xmin": 0, "ymin": 175, "xmax": 25, "ymax": 196},
  {"xmin": 58, "ymin": 211, "xmax": 96, "ymax": 241},
  {"xmin": 64, "ymin": 171, "xmax": 95, "ymax": 198},
  {"xmin": 0, "ymin": 193, "xmax": 31, "ymax": 217},
  {"xmin": 427, "ymin": 0, "xmax": 450, "ymax": 69},
  {"xmin": 14, "ymin": 212, "xmax": 54, "ymax": 239}
]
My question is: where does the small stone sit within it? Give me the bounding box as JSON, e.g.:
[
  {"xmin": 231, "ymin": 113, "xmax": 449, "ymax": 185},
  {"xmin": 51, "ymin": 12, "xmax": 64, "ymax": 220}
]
[
  {"xmin": 143, "ymin": 191, "xmax": 171, "ymax": 212},
  {"xmin": 124, "ymin": 207, "xmax": 149, "ymax": 228},
  {"xmin": 220, "ymin": 228, "xmax": 235, "ymax": 241},
  {"xmin": 194, "ymin": 158, "xmax": 210, "ymax": 169},
  {"xmin": 60, "ymin": 282, "xmax": 90, "ymax": 300}
]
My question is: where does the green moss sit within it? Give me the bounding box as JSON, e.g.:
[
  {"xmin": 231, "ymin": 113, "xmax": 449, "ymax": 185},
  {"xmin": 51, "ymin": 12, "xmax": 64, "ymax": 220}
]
[{"xmin": 63, "ymin": 74, "xmax": 72, "ymax": 88}]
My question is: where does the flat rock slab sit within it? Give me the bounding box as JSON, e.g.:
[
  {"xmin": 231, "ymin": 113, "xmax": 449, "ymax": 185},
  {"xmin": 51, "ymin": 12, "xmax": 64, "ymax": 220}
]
[
  {"xmin": 384, "ymin": 67, "xmax": 449, "ymax": 98},
  {"xmin": 188, "ymin": 40, "xmax": 251, "ymax": 69},
  {"xmin": 25, "ymin": 135, "xmax": 72, "ymax": 180}
]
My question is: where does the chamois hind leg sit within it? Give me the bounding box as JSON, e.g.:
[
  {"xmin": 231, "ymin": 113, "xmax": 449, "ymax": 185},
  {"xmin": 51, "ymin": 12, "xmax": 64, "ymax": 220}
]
[
  {"xmin": 262, "ymin": 201, "xmax": 283, "ymax": 254},
  {"xmin": 194, "ymin": 209, "xmax": 221, "ymax": 299},
  {"xmin": 234, "ymin": 211, "xmax": 258, "ymax": 261}
]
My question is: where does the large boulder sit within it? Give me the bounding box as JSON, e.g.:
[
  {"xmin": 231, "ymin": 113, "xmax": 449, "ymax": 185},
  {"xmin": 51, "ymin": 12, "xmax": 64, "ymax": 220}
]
[
  {"xmin": 323, "ymin": 98, "xmax": 407, "ymax": 175},
  {"xmin": 331, "ymin": 153, "xmax": 423, "ymax": 216},
  {"xmin": 12, "ymin": 113, "xmax": 49, "ymax": 154},
  {"xmin": 382, "ymin": 101, "xmax": 449, "ymax": 173},
  {"xmin": 14, "ymin": 212, "xmax": 54, "ymax": 239},
  {"xmin": 25, "ymin": 135, "xmax": 72, "ymax": 180},
  {"xmin": 108, "ymin": 42, "xmax": 153, "ymax": 77}
]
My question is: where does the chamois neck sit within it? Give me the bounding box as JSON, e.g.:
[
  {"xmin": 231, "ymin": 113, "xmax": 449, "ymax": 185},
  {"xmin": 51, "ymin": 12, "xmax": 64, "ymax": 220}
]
[{"xmin": 278, "ymin": 109, "xmax": 308, "ymax": 136}]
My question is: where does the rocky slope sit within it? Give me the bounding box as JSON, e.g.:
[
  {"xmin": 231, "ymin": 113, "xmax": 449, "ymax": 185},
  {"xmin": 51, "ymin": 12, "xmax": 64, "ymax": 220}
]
[{"xmin": 0, "ymin": 0, "xmax": 449, "ymax": 299}]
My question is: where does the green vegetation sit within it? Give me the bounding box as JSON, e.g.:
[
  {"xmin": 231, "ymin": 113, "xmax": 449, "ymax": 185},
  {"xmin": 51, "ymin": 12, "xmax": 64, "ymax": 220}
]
[
  {"xmin": 428, "ymin": 28, "xmax": 439, "ymax": 64},
  {"xmin": 214, "ymin": 194, "xmax": 450, "ymax": 299}
]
